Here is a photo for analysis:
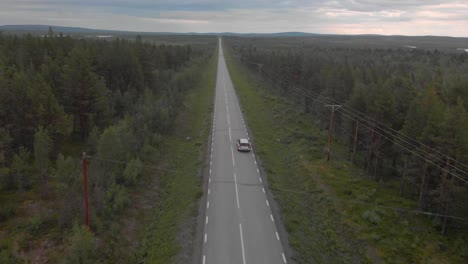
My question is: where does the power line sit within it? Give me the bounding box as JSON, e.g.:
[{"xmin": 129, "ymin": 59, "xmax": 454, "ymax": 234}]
[
  {"xmin": 260, "ymin": 63, "xmax": 468, "ymax": 175},
  {"xmin": 338, "ymin": 111, "xmax": 468, "ymax": 185},
  {"xmin": 283, "ymin": 82, "xmax": 468, "ymax": 184},
  {"xmin": 251, "ymin": 61, "xmax": 468, "ymax": 182},
  {"xmin": 87, "ymin": 156, "xmax": 186, "ymax": 173},
  {"xmin": 281, "ymin": 80, "xmax": 468, "ymax": 184},
  {"xmin": 252, "ymin": 59, "xmax": 468, "ymax": 171},
  {"xmin": 253, "ymin": 76, "xmax": 423, "ymax": 189}
]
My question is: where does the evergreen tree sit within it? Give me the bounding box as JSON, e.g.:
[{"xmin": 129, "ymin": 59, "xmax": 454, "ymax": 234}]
[
  {"xmin": 34, "ymin": 127, "xmax": 51, "ymax": 195},
  {"xmin": 10, "ymin": 147, "xmax": 32, "ymax": 190}
]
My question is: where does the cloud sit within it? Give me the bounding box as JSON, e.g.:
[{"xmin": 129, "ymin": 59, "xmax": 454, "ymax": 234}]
[{"xmin": 0, "ymin": 0, "xmax": 467, "ymax": 36}]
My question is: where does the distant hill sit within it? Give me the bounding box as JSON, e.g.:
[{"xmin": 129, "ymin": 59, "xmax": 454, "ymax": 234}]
[
  {"xmin": 0, "ymin": 24, "xmax": 324, "ymax": 37},
  {"xmin": 1, "ymin": 25, "xmax": 467, "ymax": 51},
  {"xmin": 0, "ymin": 24, "xmax": 128, "ymax": 34}
]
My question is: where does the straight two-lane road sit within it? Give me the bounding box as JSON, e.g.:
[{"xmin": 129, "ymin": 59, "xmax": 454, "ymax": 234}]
[{"xmin": 202, "ymin": 39, "xmax": 287, "ymax": 264}]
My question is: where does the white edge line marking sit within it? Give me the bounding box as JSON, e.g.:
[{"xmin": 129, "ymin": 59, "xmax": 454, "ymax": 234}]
[
  {"xmin": 271, "ymin": 214, "xmax": 274, "ymax": 222},
  {"xmin": 239, "ymin": 224, "xmax": 247, "ymax": 264},
  {"xmin": 282, "ymin": 253, "xmax": 287, "ymax": 263},
  {"xmin": 276, "ymin": 232, "xmax": 280, "ymax": 240}
]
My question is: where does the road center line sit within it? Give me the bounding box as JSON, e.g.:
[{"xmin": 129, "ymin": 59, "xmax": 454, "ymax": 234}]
[
  {"xmin": 231, "ymin": 146, "xmax": 236, "ymax": 167},
  {"xmin": 282, "ymin": 253, "xmax": 287, "ymax": 263},
  {"xmin": 234, "ymin": 173, "xmax": 240, "ymax": 209},
  {"xmin": 239, "ymin": 223, "xmax": 247, "ymax": 264}
]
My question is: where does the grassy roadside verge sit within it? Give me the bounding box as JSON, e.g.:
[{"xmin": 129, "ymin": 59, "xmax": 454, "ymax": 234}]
[
  {"xmin": 136, "ymin": 46, "xmax": 217, "ymax": 263},
  {"xmin": 223, "ymin": 46, "xmax": 466, "ymax": 263}
]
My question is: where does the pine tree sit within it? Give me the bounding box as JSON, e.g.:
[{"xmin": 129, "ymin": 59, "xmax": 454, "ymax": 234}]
[{"xmin": 34, "ymin": 127, "xmax": 51, "ymax": 196}]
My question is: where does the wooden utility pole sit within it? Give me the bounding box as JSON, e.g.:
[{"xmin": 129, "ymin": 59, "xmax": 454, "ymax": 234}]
[
  {"xmin": 82, "ymin": 152, "xmax": 90, "ymax": 228},
  {"xmin": 325, "ymin": 105, "xmax": 342, "ymax": 161}
]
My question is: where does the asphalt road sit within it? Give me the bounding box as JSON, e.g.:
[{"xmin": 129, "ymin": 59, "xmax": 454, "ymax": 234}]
[{"xmin": 202, "ymin": 39, "xmax": 287, "ymax": 264}]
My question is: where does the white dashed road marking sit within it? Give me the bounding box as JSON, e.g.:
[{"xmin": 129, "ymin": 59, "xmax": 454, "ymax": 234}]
[
  {"xmin": 239, "ymin": 224, "xmax": 247, "ymax": 264},
  {"xmin": 234, "ymin": 173, "xmax": 240, "ymax": 209}
]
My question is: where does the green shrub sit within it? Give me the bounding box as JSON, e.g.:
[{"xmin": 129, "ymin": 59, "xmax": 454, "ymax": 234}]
[
  {"xmin": 105, "ymin": 183, "xmax": 129, "ymax": 215},
  {"xmin": 123, "ymin": 158, "xmax": 143, "ymax": 185},
  {"xmin": 362, "ymin": 209, "xmax": 381, "ymax": 225},
  {"xmin": 10, "ymin": 147, "xmax": 33, "ymax": 190},
  {"xmin": 0, "ymin": 248, "xmax": 17, "ymax": 264},
  {"xmin": 62, "ymin": 224, "xmax": 98, "ymax": 264},
  {"xmin": 28, "ymin": 215, "xmax": 44, "ymax": 235}
]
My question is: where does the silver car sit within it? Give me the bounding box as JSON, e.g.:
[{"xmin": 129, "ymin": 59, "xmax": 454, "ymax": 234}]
[{"xmin": 236, "ymin": 138, "xmax": 252, "ymax": 152}]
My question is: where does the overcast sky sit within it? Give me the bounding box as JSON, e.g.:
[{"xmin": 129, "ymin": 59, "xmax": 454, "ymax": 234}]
[{"xmin": 1, "ymin": 0, "xmax": 467, "ymax": 37}]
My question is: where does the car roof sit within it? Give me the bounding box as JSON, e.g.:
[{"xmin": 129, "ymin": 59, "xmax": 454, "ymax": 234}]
[{"xmin": 239, "ymin": 138, "xmax": 249, "ymax": 144}]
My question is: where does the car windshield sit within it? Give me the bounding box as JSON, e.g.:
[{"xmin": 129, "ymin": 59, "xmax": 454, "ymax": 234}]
[{"xmin": 240, "ymin": 142, "xmax": 250, "ymax": 146}]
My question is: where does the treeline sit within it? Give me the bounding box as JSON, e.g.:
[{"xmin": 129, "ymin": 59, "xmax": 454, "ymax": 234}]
[
  {"xmin": 0, "ymin": 32, "xmax": 216, "ymax": 262},
  {"xmin": 225, "ymin": 37, "xmax": 468, "ymax": 233}
]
